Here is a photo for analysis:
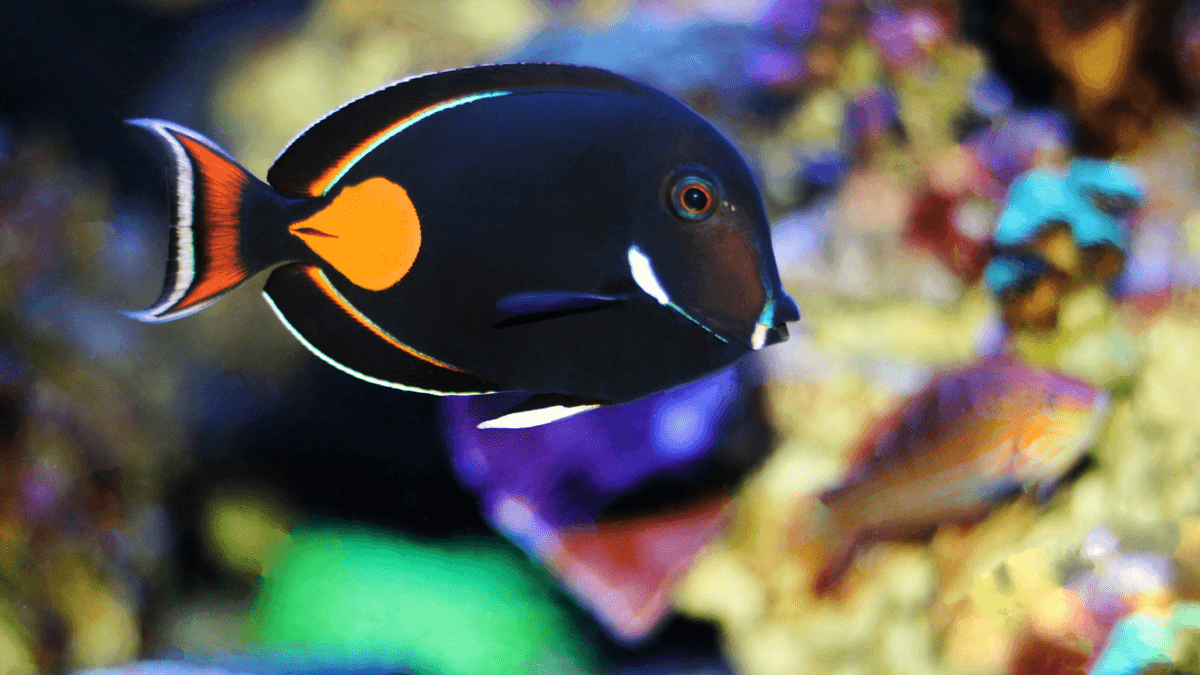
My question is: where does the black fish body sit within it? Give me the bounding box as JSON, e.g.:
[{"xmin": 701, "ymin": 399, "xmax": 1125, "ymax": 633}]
[{"xmin": 127, "ymin": 64, "xmax": 798, "ymax": 427}]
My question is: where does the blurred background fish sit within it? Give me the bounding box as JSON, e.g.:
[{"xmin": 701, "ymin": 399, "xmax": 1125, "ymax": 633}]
[{"xmin": 795, "ymin": 355, "xmax": 1110, "ymax": 595}]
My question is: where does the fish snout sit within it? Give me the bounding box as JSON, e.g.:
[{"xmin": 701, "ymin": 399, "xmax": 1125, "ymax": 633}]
[
  {"xmin": 749, "ymin": 293, "xmax": 800, "ymax": 350},
  {"xmin": 774, "ymin": 292, "xmax": 801, "ymax": 323}
]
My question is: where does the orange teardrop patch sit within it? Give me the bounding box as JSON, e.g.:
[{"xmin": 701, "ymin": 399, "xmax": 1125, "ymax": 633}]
[{"xmin": 289, "ymin": 177, "xmax": 421, "ymax": 291}]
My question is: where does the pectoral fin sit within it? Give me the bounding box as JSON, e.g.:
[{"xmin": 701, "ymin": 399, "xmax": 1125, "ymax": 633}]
[{"xmin": 493, "ymin": 291, "xmax": 628, "ymax": 328}]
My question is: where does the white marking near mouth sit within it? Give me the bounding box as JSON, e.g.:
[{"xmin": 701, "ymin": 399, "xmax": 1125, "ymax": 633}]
[{"xmin": 750, "ymin": 323, "xmax": 769, "ymax": 350}]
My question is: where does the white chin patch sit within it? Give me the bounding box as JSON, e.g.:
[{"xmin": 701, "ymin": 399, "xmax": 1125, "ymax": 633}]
[
  {"xmin": 627, "ymin": 245, "xmax": 671, "ymax": 305},
  {"xmin": 750, "ymin": 323, "xmax": 769, "ymax": 351},
  {"xmin": 477, "ymin": 404, "xmax": 602, "ymax": 429}
]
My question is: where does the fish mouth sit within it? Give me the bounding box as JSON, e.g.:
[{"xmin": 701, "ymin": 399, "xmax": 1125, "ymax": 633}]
[
  {"xmin": 689, "ymin": 307, "xmax": 792, "ymax": 351},
  {"xmin": 750, "ymin": 322, "xmax": 790, "ymax": 350},
  {"xmin": 748, "ymin": 293, "xmax": 800, "ymax": 350}
]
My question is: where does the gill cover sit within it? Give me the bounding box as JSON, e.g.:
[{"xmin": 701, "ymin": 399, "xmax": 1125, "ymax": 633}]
[{"xmin": 630, "ymin": 169, "xmax": 798, "ymax": 350}]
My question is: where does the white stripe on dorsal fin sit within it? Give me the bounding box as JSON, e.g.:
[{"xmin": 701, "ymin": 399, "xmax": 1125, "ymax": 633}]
[{"xmin": 266, "ymin": 63, "xmax": 653, "ymax": 199}]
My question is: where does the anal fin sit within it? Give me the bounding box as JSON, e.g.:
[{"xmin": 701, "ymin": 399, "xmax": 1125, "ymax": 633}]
[{"xmin": 263, "ymin": 263, "xmax": 504, "ymax": 395}]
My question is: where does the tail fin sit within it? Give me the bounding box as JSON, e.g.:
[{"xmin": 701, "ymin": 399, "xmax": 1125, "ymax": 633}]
[{"xmin": 125, "ymin": 119, "xmax": 278, "ymax": 322}]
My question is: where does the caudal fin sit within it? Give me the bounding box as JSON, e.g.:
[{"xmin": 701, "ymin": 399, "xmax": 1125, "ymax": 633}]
[{"xmin": 125, "ymin": 119, "xmax": 279, "ymax": 322}]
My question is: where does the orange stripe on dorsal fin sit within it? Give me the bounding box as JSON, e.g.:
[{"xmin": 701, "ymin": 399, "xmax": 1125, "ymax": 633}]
[{"xmin": 288, "ymin": 178, "xmax": 421, "ymax": 292}]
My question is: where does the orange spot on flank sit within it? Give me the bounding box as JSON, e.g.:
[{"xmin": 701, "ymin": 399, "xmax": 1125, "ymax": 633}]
[{"xmin": 290, "ymin": 177, "xmax": 421, "ymax": 291}]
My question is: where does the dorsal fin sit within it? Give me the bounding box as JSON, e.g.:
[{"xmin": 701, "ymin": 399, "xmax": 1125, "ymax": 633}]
[{"xmin": 267, "ymin": 63, "xmax": 649, "ymax": 199}]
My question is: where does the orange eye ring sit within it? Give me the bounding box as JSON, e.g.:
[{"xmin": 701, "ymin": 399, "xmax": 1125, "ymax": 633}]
[{"xmin": 669, "ymin": 176, "xmax": 718, "ymax": 222}]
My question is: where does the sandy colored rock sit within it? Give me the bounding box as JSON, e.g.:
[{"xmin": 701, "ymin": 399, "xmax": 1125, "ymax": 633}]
[
  {"xmin": 881, "ymin": 618, "xmax": 938, "ymax": 675},
  {"xmin": 733, "ymin": 624, "xmax": 816, "ymax": 675},
  {"xmin": 942, "ymin": 613, "xmax": 1014, "ymax": 675},
  {"xmin": 675, "ymin": 548, "xmax": 768, "ymax": 629},
  {"xmin": 45, "ymin": 556, "xmax": 139, "ymax": 668},
  {"xmin": 0, "ymin": 617, "xmax": 35, "ymax": 675}
]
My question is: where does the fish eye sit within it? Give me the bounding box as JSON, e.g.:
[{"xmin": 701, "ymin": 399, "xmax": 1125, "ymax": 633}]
[{"xmin": 668, "ymin": 175, "xmax": 718, "ymax": 222}]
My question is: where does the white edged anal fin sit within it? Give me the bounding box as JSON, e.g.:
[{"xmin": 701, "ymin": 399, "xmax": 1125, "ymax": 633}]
[{"xmin": 263, "ymin": 263, "xmax": 504, "ymax": 395}]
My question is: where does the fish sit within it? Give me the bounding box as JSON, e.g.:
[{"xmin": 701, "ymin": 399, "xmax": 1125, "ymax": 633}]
[
  {"xmin": 800, "ymin": 355, "xmax": 1109, "ymax": 596},
  {"xmin": 124, "ymin": 64, "xmax": 799, "ymax": 428}
]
